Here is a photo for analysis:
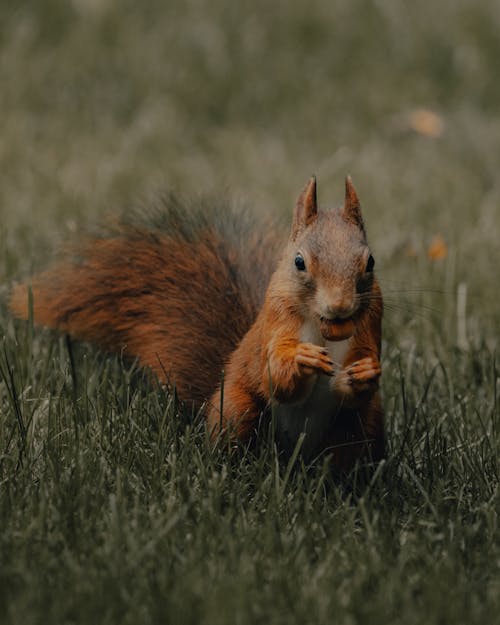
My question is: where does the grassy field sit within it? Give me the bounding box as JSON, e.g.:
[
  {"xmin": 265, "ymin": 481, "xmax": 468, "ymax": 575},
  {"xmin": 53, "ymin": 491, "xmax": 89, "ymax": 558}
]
[{"xmin": 1, "ymin": 1, "xmax": 499, "ymax": 624}]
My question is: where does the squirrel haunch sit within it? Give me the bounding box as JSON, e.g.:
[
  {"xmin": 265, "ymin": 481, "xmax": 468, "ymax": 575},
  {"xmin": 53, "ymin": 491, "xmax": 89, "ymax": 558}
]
[{"xmin": 10, "ymin": 177, "xmax": 384, "ymax": 471}]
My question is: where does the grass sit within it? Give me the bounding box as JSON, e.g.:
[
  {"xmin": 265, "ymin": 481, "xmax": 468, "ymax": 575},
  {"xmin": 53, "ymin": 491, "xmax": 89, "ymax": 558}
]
[{"xmin": 1, "ymin": 1, "xmax": 499, "ymax": 624}]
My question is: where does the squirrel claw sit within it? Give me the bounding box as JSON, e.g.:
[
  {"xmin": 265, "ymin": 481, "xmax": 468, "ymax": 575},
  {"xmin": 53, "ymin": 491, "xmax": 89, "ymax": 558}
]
[
  {"xmin": 334, "ymin": 356, "xmax": 381, "ymax": 397},
  {"xmin": 347, "ymin": 356, "xmax": 381, "ymax": 385},
  {"xmin": 295, "ymin": 342, "xmax": 335, "ymax": 376}
]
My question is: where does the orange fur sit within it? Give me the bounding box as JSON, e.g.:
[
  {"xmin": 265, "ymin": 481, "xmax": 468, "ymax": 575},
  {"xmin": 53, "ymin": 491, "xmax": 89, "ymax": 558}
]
[
  {"xmin": 206, "ymin": 177, "xmax": 385, "ymax": 470},
  {"xmin": 10, "ymin": 216, "xmax": 277, "ymax": 405},
  {"xmin": 11, "ymin": 179, "xmax": 384, "ymax": 472}
]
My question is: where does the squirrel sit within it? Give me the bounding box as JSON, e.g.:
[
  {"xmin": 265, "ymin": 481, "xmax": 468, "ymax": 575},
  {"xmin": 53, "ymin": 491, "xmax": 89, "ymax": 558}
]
[{"xmin": 10, "ymin": 176, "xmax": 384, "ymax": 472}]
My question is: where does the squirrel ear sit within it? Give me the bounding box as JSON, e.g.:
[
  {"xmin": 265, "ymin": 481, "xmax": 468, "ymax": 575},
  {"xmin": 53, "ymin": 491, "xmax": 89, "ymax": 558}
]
[
  {"xmin": 341, "ymin": 175, "xmax": 364, "ymax": 231},
  {"xmin": 291, "ymin": 176, "xmax": 318, "ymax": 240}
]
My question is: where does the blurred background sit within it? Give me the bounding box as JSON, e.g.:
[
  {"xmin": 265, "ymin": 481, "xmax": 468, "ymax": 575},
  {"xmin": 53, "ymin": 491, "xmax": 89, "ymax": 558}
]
[{"xmin": 1, "ymin": 0, "xmax": 499, "ymax": 341}]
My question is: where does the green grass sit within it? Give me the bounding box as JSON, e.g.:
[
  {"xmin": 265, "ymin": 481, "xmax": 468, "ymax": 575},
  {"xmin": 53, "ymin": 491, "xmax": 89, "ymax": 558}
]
[{"xmin": 1, "ymin": 1, "xmax": 499, "ymax": 624}]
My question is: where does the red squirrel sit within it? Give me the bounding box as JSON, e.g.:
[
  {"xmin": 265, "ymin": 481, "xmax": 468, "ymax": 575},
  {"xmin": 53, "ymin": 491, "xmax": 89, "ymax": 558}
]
[{"xmin": 10, "ymin": 177, "xmax": 384, "ymax": 471}]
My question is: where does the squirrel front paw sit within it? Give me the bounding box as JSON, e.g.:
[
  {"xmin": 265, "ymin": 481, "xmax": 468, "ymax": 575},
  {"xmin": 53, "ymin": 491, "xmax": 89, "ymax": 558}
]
[
  {"xmin": 265, "ymin": 341, "xmax": 334, "ymax": 403},
  {"xmin": 334, "ymin": 356, "xmax": 381, "ymax": 396},
  {"xmin": 294, "ymin": 342, "xmax": 335, "ymax": 377}
]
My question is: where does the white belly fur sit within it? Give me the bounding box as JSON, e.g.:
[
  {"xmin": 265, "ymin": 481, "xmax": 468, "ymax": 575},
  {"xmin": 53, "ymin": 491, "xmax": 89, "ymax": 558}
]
[{"xmin": 273, "ymin": 319, "xmax": 351, "ymax": 461}]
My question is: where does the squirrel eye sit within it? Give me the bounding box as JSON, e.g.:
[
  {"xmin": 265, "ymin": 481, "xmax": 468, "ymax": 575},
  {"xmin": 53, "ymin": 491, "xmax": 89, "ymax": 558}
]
[
  {"xmin": 294, "ymin": 253, "xmax": 306, "ymax": 271},
  {"xmin": 366, "ymin": 254, "xmax": 375, "ymax": 273}
]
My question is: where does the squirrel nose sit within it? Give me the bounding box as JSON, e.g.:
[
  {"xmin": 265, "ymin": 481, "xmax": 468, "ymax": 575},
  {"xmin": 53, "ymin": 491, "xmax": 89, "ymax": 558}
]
[
  {"xmin": 324, "ymin": 304, "xmax": 354, "ymax": 320},
  {"xmin": 317, "ymin": 286, "xmax": 356, "ymax": 320},
  {"xmin": 321, "ymin": 288, "xmax": 355, "ymax": 319}
]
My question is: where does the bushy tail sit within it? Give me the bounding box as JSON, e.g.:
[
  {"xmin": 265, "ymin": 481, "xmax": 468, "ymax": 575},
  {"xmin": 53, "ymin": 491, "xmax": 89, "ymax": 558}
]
[{"xmin": 10, "ymin": 196, "xmax": 280, "ymax": 405}]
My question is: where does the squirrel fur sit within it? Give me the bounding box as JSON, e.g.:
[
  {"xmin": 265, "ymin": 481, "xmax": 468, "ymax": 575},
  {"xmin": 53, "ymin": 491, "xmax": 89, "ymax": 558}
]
[{"xmin": 10, "ymin": 177, "xmax": 384, "ymax": 472}]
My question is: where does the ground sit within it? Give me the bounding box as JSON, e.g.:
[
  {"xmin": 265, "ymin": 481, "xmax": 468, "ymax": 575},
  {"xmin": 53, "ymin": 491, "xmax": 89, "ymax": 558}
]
[{"xmin": 0, "ymin": 1, "xmax": 499, "ymax": 624}]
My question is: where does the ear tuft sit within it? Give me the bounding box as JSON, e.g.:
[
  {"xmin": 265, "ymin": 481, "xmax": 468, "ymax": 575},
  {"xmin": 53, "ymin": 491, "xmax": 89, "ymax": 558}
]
[
  {"xmin": 342, "ymin": 175, "xmax": 364, "ymax": 230},
  {"xmin": 291, "ymin": 176, "xmax": 318, "ymax": 240}
]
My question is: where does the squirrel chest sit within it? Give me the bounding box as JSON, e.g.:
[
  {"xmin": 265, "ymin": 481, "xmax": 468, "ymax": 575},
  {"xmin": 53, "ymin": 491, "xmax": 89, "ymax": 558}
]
[{"xmin": 273, "ymin": 319, "xmax": 351, "ymax": 461}]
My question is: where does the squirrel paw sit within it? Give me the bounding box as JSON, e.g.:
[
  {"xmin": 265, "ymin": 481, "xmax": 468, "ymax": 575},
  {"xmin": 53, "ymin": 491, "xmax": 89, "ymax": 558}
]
[
  {"xmin": 345, "ymin": 357, "xmax": 381, "ymax": 392},
  {"xmin": 294, "ymin": 343, "xmax": 335, "ymax": 376},
  {"xmin": 334, "ymin": 356, "xmax": 381, "ymax": 396}
]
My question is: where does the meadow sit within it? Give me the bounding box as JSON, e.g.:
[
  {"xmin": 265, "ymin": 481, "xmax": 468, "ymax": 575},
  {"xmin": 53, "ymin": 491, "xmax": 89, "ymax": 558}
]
[{"xmin": 0, "ymin": 1, "xmax": 499, "ymax": 623}]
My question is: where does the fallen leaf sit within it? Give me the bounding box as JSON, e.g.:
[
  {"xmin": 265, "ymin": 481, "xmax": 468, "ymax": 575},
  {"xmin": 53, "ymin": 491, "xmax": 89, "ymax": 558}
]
[
  {"xmin": 427, "ymin": 234, "xmax": 448, "ymax": 260},
  {"xmin": 408, "ymin": 109, "xmax": 444, "ymax": 138}
]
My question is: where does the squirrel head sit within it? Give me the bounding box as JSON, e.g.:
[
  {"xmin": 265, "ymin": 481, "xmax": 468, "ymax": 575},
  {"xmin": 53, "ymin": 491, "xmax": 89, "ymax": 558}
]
[{"xmin": 283, "ymin": 176, "xmax": 376, "ymax": 341}]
